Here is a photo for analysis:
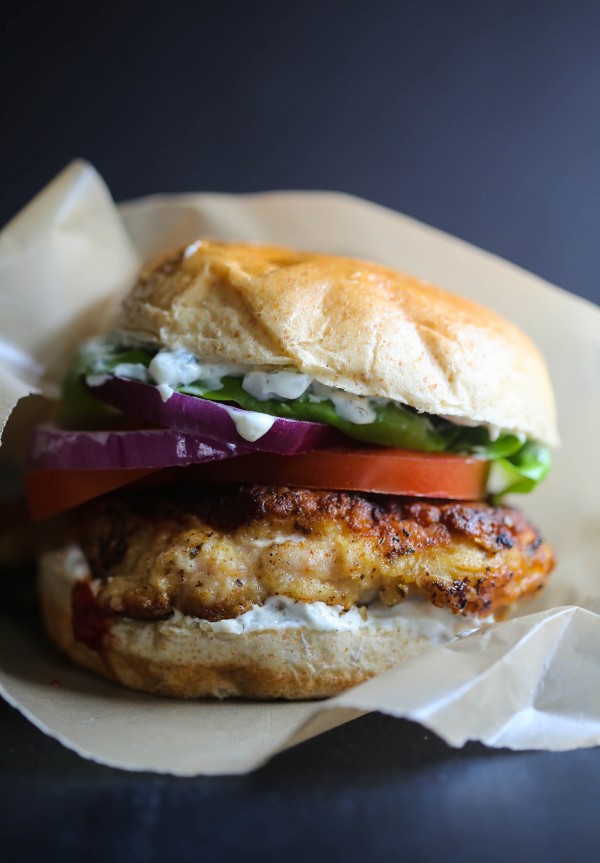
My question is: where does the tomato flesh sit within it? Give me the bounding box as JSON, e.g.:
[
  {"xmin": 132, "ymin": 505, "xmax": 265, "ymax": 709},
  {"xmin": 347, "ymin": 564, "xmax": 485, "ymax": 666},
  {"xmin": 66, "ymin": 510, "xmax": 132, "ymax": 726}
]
[
  {"xmin": 178, "ymin": 446, "xmax": 489, "ymax": 498},
  {"xmin": 26, "ymin": 445, "xmax": 488, "ymax": 520},
  {"xmin": 26, "ymin": 468, "xmax": 159, "ymax": 521}
]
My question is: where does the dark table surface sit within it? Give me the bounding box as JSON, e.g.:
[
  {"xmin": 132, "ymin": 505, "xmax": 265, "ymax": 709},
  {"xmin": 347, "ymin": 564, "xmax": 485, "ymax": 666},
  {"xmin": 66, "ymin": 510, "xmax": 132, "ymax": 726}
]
[{"xmin": 2, "ymin": 2, "xmax": 600, "ymax": 861}]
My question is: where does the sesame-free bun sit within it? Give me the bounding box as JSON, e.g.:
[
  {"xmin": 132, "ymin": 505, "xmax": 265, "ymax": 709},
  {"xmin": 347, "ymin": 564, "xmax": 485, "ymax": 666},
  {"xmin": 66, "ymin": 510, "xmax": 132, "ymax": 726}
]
[
  {"xmin": 117, "ymin": 240, "xmax": 558, "ymax": 447},
  {"xmin": 38, "ymin": 547, "xmax": 438, "ymax": 699}
]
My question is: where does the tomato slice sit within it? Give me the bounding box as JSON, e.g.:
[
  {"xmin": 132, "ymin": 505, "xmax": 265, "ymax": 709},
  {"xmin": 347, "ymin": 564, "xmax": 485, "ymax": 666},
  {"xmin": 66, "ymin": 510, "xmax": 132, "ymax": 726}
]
[
  {"xmin": 26, "ymin": 468, "xmax": 160, "ymax": 521},
  {"xmin": 181, "ymin": 446, "xmax": 489, "ymax": 498},
  {"xmin": 26, "ymin": 446, "xmax": 488, "ymax": 520}
]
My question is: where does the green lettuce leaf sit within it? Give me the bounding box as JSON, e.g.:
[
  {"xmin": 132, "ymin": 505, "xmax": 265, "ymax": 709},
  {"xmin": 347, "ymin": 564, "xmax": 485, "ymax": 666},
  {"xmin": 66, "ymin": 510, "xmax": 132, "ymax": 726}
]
[
  {"xmin": 61, "ymin": 342, "xmax": 552, "ymax": 497},
  {"xmin": 487, "ymin": 441, "xmax": 552, "ymax": 500},
  {"xmin": 180, "ymin": 377, "xmax": 459, "ymax": 452},
  {"xmin": 60, "ymin": 345, "xmax": 154, "ymax": 428}
]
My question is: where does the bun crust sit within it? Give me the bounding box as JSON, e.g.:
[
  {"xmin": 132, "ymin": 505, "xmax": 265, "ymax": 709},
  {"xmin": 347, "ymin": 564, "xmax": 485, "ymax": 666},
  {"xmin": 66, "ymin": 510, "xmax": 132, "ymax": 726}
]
[
  {"xmin": 118, "ymin": 240, "xmax": 558, "ymax": 446},
  {"xmin": 39, "ymin": 548, "xmax": 439, "ymax": 700}
]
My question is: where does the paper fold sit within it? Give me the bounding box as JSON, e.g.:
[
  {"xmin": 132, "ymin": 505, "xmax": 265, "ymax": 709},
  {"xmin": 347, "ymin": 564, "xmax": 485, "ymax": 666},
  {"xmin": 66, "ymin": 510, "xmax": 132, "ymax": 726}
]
[
  {"xmin": 1, "ymin": 162, "xmax": 599, "ymax": 774},
  {"xmin": 0, "ymin": 161, "xmax": 140, "ymax": 436},
  {"xmin": 330, "ymin": 607, "xmax": 600, "ymax": 750}
]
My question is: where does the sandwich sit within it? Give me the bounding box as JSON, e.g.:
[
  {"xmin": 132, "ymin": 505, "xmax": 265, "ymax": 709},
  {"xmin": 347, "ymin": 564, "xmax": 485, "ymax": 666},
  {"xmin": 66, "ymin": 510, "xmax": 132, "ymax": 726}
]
[{"xmin": 27, "ymin": 240, "xmax": 557, "ymax": 699}]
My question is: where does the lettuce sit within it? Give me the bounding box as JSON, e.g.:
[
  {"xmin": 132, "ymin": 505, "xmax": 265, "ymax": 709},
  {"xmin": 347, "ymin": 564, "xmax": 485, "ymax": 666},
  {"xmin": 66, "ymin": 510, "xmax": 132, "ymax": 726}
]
[
  {"xmin": 487, "ymin": 441, "xmax": 552, "ymax": 500},
  {"xmin": 60, "ymin": 345, "xmax": 153, "ymax": 428},
  {"xmin": 181, "ymin": 377, "xmax": 459, "ymax": 452},
  {"xmin": 62, "ymin": 343, "xmax": 552, "ymax": 497}
]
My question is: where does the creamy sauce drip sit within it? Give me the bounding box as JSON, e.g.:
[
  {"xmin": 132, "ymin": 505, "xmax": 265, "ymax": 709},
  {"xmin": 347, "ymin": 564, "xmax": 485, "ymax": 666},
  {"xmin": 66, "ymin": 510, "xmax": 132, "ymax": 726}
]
[
  {"xmin": 57, "ymin": 546, "xmax": 492, "ymax": 641},
  {"xmin": 165, "ymin": 596, "xmax": 491, "ymax": 639},
  {"xmin": 242, "ymin": 370, "xmax": 312, "ymax": 400},
  {"xmin": 141, "ymin": 348, "xmax": 382, "ymax": 426},
  {"xmin": 87, "ymin": 341, "xmax": 518, "ymax": 439},
  {"xmin": 221, "ymin": 405, "xmax": 277, "ymax": 442}
]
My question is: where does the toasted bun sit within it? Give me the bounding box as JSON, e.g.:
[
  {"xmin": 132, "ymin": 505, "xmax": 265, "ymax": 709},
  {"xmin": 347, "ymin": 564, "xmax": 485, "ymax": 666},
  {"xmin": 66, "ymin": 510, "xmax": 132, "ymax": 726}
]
[
  {"xmin": 39, "ymin": 547, "xmax": 441, "ymax": 700},
  {"xmin": 117, "ymin": 240, "xmax": 558, "ymax": 446}
]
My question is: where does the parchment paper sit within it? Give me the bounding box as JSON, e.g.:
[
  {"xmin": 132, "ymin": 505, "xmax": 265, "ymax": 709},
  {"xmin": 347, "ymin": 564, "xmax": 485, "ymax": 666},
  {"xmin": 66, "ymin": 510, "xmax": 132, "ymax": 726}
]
[{"xmin": 1, "ymin": 160, "xmax": 599, "ymax": 775}]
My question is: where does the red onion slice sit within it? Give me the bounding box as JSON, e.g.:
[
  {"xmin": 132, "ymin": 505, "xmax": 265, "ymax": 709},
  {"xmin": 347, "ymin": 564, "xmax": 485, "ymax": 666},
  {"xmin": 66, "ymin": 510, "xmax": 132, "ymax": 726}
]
[
  {"xmin": 86, "ymin": 375, "xmax": 336, "ymax": 454},
  {"xmin": 29, "ymin": 424, "xmax": 255, "ymax": 471}
]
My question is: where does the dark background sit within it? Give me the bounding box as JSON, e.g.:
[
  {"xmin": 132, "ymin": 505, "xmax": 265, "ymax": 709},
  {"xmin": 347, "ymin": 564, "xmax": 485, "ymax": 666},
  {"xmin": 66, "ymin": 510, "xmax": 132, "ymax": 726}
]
[
  {"xmin": 3, "ymin": 0, "xmax": 600, "ymax": 301},
  {"xmin": 2, "ymin": 1, "xmax": 600, "ymax": 861}
]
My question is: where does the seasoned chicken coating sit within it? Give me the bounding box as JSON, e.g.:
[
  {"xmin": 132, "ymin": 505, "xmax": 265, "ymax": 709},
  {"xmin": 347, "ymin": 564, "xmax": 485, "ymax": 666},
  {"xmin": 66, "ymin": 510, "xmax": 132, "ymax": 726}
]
[{"xmin": 77, "ymin": 485, "xmax": 554, "ymax": 622}]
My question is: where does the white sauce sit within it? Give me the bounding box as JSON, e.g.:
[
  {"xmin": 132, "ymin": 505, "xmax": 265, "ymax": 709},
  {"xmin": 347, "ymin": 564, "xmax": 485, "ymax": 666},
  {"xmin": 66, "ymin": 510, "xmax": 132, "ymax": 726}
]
[
  {"xmin": 81, "ymin": 335, "xmax": 120, "ymax": 363},
  {"xmin": 242, "ymin": 370, "xmax": 312, "ymax": 401},
  {"xmin": 149, "ymin": 350, "xmax": 204, "ymax": 387},
  {"xmin": 112, "ymin": 362, "xmax": 150, "ymax": 383},
  {"xmin": 56, "ymin": 545, "xmax": 492, "ymax": 641},
  {"xmin": 308, "ymin": 380, "xmax": 377, "ymax": 424},
  {"xmin": 85, "ymin": 373, "xmax": 111, "ymax": 387},
  {"xmin": 157, "ymin": 383, "xmax": 174, "ymax": 403},
  {"xmin": 439, "ymin": 414, "xmax": 511, "ymax": 443},
  {"xmin": 222, "ymin": 404, "xmax": 277, "ymax": 441},
  {"xmin": 86, "ymin": 363, "xmax": 149, "ymax": 388},
  {"xmin": 142, "ymin": 348, "xmax": 380, "ymax": 426},
  {"xmin": 148, "ymin": 349, "xmax": 244, "ymax": 391},
  {"xmin": 165, "ymin": 595, "xmax": 491, "ymax": 640},
  {"xmin": 95, "ymin": 339, "xmax": 520, "ymax": 439}
]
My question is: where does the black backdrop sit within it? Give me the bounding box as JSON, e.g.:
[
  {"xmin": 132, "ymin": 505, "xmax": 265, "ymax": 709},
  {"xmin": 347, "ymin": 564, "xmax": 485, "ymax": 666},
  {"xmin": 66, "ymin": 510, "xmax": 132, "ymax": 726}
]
[
  {"xmin": 2, "ymin": 2, "xmax": 600, "ymax": 862},
  {"xmin": 3, "ymin": 0, "xmax": 599, "ymax": 301}
]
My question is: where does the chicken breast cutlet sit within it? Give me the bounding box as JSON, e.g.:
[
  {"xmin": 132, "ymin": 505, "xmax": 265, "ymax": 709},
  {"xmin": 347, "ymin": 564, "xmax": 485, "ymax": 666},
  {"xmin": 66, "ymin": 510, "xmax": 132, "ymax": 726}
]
[{"xmin": 74, "ymin": 485, "xmax": 553, "ymax": 622}]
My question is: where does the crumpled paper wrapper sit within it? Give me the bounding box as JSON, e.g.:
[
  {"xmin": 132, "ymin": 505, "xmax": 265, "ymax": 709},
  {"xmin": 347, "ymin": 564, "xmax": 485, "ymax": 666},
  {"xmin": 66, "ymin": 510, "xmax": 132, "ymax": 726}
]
[{"xmin": 1, "ymin": 161, "xmax": 599, "ymax": 775}]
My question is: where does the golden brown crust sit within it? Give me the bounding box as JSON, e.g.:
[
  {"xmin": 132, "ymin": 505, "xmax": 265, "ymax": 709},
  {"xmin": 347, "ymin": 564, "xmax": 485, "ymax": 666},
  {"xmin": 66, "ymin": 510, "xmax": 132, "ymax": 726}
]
[
  {"xmin": 116, "ymin": 240, "xmax": 557, "ymax": 446},
  {"xmin": 76, "ymin": 486, "xmax": 554, "ymax": 621}
]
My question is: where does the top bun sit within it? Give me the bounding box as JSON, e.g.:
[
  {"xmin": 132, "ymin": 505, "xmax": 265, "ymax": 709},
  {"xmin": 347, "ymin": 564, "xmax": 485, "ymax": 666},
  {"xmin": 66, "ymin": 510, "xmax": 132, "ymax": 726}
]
[{"xmin": 117, "ymin": 240, "xmax": 558, "ymax": 447}]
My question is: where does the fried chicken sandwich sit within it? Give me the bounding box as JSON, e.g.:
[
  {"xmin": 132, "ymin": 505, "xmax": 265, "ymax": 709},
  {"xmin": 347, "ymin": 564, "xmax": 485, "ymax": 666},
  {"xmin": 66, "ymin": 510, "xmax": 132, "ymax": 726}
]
[{"xmin": 28, "ymin": 241, "xmax": 557, "ymax": 698}]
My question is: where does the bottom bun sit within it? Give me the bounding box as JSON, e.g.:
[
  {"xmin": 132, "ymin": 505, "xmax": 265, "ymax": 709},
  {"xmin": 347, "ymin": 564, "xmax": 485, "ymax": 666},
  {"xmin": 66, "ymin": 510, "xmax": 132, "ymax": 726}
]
[{"xmin": 38, "ymin": 546, "xmax": 480, "ymax": 700}]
